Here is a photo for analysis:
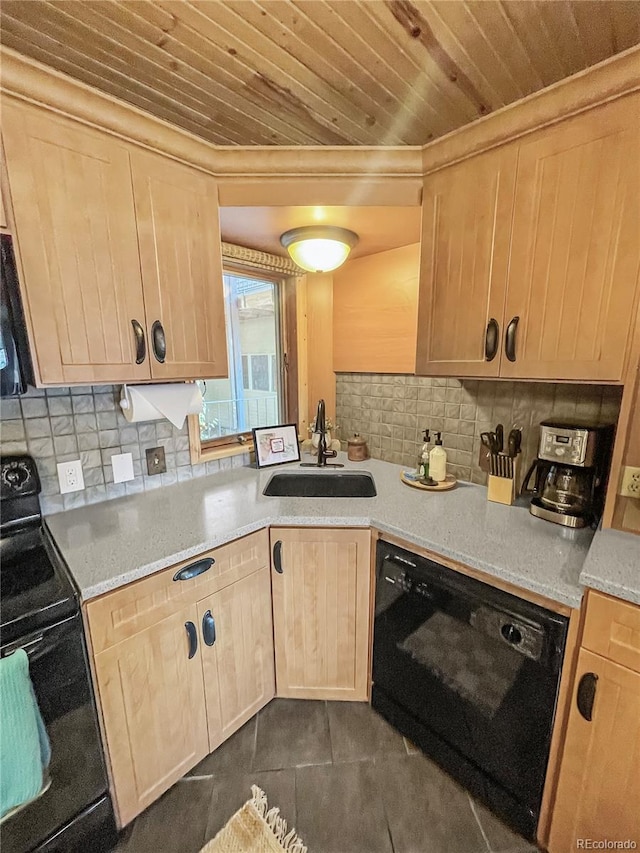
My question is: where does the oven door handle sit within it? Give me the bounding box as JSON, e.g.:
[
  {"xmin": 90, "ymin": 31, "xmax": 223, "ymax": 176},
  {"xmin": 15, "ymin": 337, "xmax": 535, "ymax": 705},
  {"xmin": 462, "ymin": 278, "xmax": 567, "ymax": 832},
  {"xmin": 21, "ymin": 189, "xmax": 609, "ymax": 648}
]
[{"xmin": 3, "ymin": 635, "xmax": 45, "ymax": 658}]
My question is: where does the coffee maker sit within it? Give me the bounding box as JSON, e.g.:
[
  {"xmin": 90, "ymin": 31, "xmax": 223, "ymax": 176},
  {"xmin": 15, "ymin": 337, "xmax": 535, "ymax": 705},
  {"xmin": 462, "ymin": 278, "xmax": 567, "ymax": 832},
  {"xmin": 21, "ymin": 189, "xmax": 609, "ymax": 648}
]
[{"xmin": 522, "ymin": 420, "xmax": 614, "ymax": 528}]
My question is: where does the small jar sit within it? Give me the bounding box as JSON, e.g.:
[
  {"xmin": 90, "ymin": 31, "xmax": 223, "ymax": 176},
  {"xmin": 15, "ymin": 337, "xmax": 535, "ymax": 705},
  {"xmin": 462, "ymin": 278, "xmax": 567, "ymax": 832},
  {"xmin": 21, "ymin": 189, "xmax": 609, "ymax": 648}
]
[{"xmin": 347, "ymin": 433, "xmax": 369, "ymax": 462}]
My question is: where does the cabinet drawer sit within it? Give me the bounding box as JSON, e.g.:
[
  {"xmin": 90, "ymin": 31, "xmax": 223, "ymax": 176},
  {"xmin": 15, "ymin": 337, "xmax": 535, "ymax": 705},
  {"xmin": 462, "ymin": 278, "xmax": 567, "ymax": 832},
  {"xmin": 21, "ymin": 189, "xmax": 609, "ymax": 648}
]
[
  {"xmin": 582, "ymin": 590, "xmax": 640, "ymax": 673},
  {"xmin": 86, "ymin": 529, "xmax": 269, "ymax": 654}
]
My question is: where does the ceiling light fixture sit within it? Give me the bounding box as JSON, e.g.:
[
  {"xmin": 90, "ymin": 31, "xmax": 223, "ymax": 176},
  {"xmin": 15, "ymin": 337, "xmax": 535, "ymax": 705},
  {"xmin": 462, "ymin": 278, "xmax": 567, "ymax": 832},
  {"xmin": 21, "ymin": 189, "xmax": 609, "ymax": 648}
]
[{"xmin": 280, "ymin": 226, "xmax": 359, "ymax": 273}]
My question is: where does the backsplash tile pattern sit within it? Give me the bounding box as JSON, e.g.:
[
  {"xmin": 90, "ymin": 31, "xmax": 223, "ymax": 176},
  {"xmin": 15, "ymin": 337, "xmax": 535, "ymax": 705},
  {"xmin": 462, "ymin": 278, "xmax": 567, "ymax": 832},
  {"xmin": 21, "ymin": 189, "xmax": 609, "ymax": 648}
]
[
  {"xmin": 335, "ymin": 375, "xmax": 622, "ymax": 485},
  {"xmin": 0, "ymin": 385, "xmax": 249, "ymax": 515}
]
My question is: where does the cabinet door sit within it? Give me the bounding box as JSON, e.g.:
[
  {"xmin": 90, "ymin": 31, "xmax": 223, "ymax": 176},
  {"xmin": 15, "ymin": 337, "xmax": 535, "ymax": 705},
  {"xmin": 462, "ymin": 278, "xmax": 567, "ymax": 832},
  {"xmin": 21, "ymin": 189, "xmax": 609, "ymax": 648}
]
[
  {"xmin": 502, "ymin": 95, "xmax": 640, "ymax": 381},
  {"xmin": 548, "ymin": 648, "xmax": 640, "ymax": 851},
  {"xmin": 198, "ymin": 567, "xmax": 275, "ymax": 749},
  {"xmin": 415, "ymin": 144, "xmax": 517, "ymax": 377},
  {"xmin": 93, "ymin": 604, "xmax": 208, "ymax": 826},
  {"xmin": 130, "ymin": 150, "xmax": 228, "ymax": 380},
  {"xmin": 270, "ymin": 527, "xmax": 371, "ymax": 701},
  {"xmin": 2, "ymin": 101, "xmax": 150, "ymax": 385},
  {"xmin": 333, "ymin": 243, "xmax": 420, "ymax": 374}
]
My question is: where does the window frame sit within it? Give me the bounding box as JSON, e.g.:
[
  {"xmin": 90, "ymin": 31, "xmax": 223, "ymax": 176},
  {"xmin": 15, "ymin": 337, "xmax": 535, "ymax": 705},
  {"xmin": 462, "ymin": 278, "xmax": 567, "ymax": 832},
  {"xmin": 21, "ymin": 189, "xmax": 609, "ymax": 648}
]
[{"xmin": 189, "ymin": 255, "xmax": 299, "ymax": 464}]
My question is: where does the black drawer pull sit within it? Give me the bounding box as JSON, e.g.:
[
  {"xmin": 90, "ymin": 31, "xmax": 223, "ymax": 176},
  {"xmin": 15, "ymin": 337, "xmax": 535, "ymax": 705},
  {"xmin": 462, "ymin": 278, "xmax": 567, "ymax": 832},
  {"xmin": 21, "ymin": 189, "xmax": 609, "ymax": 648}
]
[
  {"xmin": 173, "ymin": 558, "xmax": 214, "ymax": 582},
  {"xmin": 151, "ymin": 320, "xmax": 167, "ymax": 363},
  {"xmin": 185, "ymin": 621, "xmax": 198, "ymax": 659},
  {"xmin": 485, "ymin": 318, "xmax": 499, "ymax": 362},
  {"xmin": 202, "ymin": 610, "xmax": 216, "ymax": 646},
  {"xmin": 505, "ymin": 316, "xmax": 520, "ymax": 363},
  {"xmin": 577, "ymin": 672, "xmax": 598, "ymax": 721},
  {"xmin": 273, "ymin": 540, "xmax": 283, "ymax": 574},
  {"xmin": 131, "ymin": 319, "xmax": 146, "ymax": 364}
]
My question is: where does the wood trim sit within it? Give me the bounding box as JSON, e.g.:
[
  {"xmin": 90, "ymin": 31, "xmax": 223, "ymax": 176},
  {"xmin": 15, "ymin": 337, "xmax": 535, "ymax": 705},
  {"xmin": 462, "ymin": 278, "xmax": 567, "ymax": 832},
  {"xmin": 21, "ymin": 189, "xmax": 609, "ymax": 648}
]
[
  {"xmin": 217, "ymin": 178, "xmax": 423, "ymax": 207},
  {"xmin": 422, "ymin": 45, "xmax": 640, "ymax": 174},
  {"xmin": 537, "ymin": 606, "xmax": 584, "ymax": 849},
  {"xmin": 604, "ymin": 296, "xmax": 640, "ymax": 530},
  {"xmin": 375, "ymin": 530, "xmax": 575, "ymax": 616},
  {"xmin": 0, "ymin": 47, "xmax": 421, "ymax": 182},
  {"xmin": 80, "ymin": 604, "xmax": 122, "ymax": 828},
  {"xmin": 188, "ymin": 420, "xmax": 253, "ymax": 466},
  {"xmin": 305, "ymin": 272, "xmax": 336, "ymax": 428}
]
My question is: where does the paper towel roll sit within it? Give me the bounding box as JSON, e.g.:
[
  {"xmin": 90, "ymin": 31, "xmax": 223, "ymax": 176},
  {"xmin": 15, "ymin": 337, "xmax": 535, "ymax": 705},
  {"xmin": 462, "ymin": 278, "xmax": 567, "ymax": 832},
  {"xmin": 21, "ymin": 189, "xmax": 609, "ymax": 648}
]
[{"xmin": 120, "ymin": 384, "xmax": 203, "ymax": 429}]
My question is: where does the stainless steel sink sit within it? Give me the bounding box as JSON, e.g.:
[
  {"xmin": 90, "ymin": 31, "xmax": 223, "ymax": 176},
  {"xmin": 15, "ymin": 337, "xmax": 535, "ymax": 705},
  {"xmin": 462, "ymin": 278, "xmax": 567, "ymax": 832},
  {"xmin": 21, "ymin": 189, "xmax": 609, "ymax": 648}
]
[{"xmin": 263, "ymin": 471, "xmax": 377, "ymax": 498}]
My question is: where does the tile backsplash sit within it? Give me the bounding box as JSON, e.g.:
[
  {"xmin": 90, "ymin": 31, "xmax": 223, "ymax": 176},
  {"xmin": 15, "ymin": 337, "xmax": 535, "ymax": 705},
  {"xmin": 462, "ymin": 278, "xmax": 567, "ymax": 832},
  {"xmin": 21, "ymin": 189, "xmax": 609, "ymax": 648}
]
[
  {"xmin": 335, "ymin": 374, "xmax": 622, "ymax": 485},
  {"xmin": 0, "ymin": 385, "xmax": 249, "ymax": 515}
]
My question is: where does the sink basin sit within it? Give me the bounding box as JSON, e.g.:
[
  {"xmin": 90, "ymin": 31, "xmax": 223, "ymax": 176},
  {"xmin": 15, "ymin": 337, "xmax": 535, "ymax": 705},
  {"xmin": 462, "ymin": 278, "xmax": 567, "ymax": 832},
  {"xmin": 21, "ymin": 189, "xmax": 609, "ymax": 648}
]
[{"xmin": 263, "ymin": 471, "xmax": 377, "ymax": 498}]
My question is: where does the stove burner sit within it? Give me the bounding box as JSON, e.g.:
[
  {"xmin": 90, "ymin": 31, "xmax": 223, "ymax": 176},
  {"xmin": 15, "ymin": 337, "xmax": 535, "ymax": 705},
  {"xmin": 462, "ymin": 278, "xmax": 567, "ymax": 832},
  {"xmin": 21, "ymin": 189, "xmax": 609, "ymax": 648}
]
[{"xmin": 1, "ymin": 530, "xmax": 55, "ymax": 598}]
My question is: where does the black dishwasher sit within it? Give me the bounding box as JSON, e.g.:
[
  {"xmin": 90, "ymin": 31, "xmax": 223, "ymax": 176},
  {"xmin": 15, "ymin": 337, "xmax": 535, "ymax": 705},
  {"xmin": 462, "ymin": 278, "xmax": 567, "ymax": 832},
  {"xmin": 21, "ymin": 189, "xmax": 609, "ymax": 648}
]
[{"xmin": 372, "ymin": 540, "xmax": 568, "ymax": 841}]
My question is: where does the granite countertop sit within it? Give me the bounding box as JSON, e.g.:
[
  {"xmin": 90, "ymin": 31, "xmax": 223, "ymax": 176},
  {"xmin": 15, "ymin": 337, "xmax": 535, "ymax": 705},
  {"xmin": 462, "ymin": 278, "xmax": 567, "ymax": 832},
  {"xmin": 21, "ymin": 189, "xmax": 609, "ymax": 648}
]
[
  {"xmin": 579, "ymin": 527, "xmax": 640, "ymax": 605},
  {"xmin": 46, "ymin": 453, "xmax": 598, "ymax": 609}
]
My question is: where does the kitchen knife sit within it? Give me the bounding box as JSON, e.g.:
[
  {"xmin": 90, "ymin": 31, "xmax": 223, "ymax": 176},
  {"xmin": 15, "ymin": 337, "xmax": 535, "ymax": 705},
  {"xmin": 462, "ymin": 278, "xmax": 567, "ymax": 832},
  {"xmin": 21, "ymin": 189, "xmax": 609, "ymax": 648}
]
[
  {"xmin": 508, "ymin": 428, "xmax": 522, "ymax": 458},
  {"xmin": 495, "ymin": 424, "xmax": 504, "ymax": 453}
]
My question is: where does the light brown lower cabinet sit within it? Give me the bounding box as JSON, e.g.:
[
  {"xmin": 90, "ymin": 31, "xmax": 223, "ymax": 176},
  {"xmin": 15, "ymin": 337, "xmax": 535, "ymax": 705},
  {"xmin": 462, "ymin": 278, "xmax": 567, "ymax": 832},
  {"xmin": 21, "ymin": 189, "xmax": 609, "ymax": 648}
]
[
  {"xmin": 86, "ymin": 531, "xmax": 274, "ymax": 826},
  {"xmin": 198, "ymin": 567, "xmax": 275, "ymax": 749},
  {"xmin": 270, "ymin": 527, "xmax": 372, "ymax": 701},
  {"xmin": 549, "ymin": 592, "xmax": 640, "ymax": 850},
  {"xmin": 92, "ymin": 603, "xmax": 209, "ymax": 826}
]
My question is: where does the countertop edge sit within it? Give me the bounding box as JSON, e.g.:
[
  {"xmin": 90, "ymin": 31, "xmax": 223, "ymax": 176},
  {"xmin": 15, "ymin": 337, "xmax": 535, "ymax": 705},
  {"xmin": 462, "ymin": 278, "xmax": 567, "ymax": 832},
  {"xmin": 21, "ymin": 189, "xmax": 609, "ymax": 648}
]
[{"xmin": 77, "ymin": 512, "xmax": 583, "ymax": 609}]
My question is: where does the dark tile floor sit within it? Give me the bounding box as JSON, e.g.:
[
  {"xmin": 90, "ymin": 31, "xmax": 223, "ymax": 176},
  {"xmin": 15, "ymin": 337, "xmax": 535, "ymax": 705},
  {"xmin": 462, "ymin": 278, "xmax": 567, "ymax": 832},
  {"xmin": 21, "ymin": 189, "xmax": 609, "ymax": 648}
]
[{"xmin": 114, "ymin": 699, "xmax": 538, "ymax": 853}]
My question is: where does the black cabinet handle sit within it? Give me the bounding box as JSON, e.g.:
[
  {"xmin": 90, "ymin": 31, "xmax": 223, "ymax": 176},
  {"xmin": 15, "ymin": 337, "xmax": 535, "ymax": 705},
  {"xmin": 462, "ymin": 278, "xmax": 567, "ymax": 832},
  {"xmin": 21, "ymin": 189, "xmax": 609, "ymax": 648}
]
[
  {"xmin": 131, "ymin": 319, "xmax": 146, "ymax": 364},
  {"xmin": 577, "ymin": 672, "xmax": 598, "ymax": 721},
  {"xmin": 504, "ymin": 316, "xmax": 520, "ymax": 363},
  {"xmin": 273, "ymin": 540, "xmax": 283, "ymax": 574},
  {"xmin": 173, "ymin": 557, "xmax": 214, "ymax": 582},
  {"xmin": 202, "ymin": 610, "xmax": 216, "ymax": 646},
  {"xmin": 485, "ymin": 318, "xmax": 499, "ymax": 362},
  {"xmin": 185, "ymin": 621, "xmax": 198, "ymax": 659},
  {"xmin": 151, "ymin": 320, "xmax": 167, "ymax": 363}
]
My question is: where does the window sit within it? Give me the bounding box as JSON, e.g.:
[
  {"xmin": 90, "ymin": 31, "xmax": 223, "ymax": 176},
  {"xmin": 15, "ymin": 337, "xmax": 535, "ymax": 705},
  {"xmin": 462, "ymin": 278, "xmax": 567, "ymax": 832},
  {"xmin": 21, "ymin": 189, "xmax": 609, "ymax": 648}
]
[{"xmin": 197, "ymin": 267, "xmax": 287, "ymax": 447}]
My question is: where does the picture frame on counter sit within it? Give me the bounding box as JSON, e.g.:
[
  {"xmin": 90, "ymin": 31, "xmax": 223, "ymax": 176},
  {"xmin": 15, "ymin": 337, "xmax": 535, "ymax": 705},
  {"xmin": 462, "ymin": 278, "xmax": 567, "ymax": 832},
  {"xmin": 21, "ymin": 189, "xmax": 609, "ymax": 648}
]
[{"xmin": 252, "ymin": 424, "xmax": 301, "ymax": 468}]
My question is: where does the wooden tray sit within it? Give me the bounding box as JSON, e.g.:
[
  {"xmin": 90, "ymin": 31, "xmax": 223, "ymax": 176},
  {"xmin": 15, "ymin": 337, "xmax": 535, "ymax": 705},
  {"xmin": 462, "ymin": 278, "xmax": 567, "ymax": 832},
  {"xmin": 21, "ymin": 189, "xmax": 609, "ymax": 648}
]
[{"xmin": 400, "ymin": 471, "xmax": 457, "ymax": 491}]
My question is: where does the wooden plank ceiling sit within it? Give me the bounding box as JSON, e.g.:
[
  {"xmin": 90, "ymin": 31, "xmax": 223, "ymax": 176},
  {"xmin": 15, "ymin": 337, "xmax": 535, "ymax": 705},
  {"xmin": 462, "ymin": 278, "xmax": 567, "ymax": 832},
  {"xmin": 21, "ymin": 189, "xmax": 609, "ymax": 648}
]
[{"xmin": 1, "ymin": 1, "xmax": 639, "ymax": 147}]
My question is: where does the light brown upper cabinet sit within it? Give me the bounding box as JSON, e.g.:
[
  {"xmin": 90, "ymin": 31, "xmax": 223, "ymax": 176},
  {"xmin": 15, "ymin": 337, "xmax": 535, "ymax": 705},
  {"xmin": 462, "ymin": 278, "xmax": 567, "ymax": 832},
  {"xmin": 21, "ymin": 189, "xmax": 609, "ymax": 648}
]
[
  {"xmin": 333, "ymin": 243, "xmax": 420, "ymax": 374},
  {"xmin": 2, "ymin": 100, "xmax": 227, "ymax": 385},
  {"xmin": 2, "ymin": 101, "xmax": 150, "ymax": 385},
  {"xmin": 416, "ymin": 94, "xmax": 640, "ymax": 382},
  {"xmin": 130, "ymin": 151, "xmax": 227, "ymax": 380},
  {"xmin": 502, "ymin": 96, "xmax": 640, "ymax": 382},
  {"xmin": 416, "ymin": 145, "xmax": 518, "ymax": 378},
  {"xmin": 270, "ymin": 527, "xmax": 371, "ymax": 701}
]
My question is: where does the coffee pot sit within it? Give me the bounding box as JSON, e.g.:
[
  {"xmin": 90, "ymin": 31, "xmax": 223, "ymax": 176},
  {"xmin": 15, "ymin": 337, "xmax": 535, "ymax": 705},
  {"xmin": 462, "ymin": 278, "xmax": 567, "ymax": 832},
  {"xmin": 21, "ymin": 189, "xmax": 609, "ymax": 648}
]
[{"xmin": 522, "ymin": 420, "xmax": 614, "ymax": 528}]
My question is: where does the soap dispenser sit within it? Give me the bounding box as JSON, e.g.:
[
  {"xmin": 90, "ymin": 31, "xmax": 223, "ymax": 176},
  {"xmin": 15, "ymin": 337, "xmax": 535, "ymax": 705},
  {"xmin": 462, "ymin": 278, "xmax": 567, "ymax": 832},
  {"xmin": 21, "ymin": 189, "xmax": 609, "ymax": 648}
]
[
  {"xmin": 429, "ymin": 432, "xmax": 447, "ymax": 482},
  {"xmin": 417, "ymin": 429, "xmax": 431, "ymax": 480}
]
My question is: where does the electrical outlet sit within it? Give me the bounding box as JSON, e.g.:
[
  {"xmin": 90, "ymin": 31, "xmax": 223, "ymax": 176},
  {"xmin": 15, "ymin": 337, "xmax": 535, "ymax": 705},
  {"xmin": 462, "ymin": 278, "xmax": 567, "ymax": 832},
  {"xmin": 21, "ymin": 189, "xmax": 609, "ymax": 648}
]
[
  {"xmin": 57, "ymin": 460, "xmax": 85, "ymax": 494},
  {"xmin": 145, "ymin": 446, "xmax": 166, "ymax": 476},
  {"xmin": 620, "ymin": 466, "xmax": 640, "ymax": 498}
]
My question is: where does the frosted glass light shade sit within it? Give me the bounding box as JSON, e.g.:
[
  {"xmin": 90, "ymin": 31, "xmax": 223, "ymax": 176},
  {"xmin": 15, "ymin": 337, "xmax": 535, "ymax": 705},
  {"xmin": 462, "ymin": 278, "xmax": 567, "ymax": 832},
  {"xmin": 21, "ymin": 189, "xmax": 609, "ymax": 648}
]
[{"xmin": 280, "ymin": 226, "xmax": 359, "ymax": 273}]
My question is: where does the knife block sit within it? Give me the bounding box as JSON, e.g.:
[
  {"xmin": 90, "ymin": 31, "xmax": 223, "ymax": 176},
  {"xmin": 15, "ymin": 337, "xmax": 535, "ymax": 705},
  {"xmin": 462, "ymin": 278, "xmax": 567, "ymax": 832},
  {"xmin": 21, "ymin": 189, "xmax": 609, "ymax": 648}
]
[{"xmin": 487, "ymin": 456, "xmax": 518, "ymax": 506}]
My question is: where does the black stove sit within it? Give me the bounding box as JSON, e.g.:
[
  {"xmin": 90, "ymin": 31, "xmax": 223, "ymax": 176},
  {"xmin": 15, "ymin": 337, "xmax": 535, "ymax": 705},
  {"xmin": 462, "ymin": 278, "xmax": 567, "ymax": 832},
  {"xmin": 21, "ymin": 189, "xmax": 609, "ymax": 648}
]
[
  {"xmin": 0, "ymin": 454, "xmax": 117, "ymax": 853},
  {"xmin": 1, "ymin": 455, "xmax": 77, "ymax": 645}
]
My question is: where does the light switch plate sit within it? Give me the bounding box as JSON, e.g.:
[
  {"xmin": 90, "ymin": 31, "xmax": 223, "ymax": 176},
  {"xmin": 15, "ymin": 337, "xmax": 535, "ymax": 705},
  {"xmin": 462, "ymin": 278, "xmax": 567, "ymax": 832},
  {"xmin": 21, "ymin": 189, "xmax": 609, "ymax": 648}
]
[
  {"xmin": 145, "ymin": 446, "xmax": 166, "ymax": 476},
  {"xmin": 111, "ymin": 452, "xmax": 135, "ymax": 484},
  {"xmin": 57, "ymin": 459, "xmax": 85, "ymax": 494}
]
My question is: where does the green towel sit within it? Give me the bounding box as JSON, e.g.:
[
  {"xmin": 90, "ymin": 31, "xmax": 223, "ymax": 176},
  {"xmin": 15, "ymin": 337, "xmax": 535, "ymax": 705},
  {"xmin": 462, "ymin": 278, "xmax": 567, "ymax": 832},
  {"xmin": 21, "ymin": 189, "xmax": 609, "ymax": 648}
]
[{"xmin": 0, "ymin": 649, "xmax": 51, "ymax": 819}]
